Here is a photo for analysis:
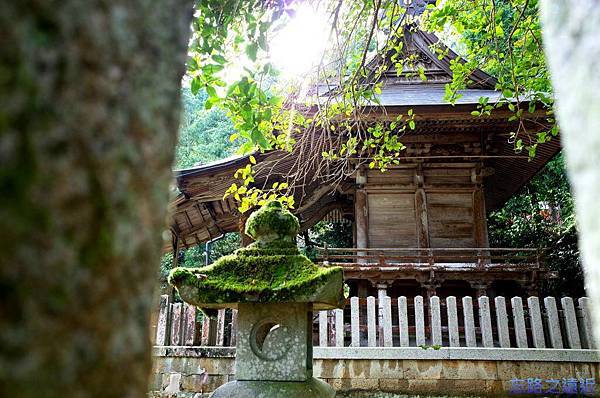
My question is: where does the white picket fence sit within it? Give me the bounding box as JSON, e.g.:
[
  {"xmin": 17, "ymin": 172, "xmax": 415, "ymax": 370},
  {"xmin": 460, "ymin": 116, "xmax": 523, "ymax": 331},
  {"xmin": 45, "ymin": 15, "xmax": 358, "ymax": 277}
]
[{"xmin": 154, "ymin": 295, "xmax": 596, "ymax": 350}]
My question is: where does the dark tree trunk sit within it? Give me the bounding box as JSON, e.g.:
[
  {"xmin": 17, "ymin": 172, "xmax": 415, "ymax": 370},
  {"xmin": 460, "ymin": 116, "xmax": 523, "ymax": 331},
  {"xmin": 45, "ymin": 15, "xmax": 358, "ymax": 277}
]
[{"xmin": 0, "ymin": 1, "xmax": 192, "ymax": 397}]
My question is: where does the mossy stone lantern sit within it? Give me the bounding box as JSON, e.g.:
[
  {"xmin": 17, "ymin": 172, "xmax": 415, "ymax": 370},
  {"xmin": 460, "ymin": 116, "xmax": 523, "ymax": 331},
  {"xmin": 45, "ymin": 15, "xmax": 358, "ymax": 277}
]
[{"xmin": 169, "ymin": 201, "xmax": 344, "ymax": 397}]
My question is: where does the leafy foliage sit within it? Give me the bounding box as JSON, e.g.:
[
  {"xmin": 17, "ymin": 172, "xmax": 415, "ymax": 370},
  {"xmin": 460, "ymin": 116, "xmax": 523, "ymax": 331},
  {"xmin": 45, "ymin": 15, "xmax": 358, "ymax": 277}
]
[
  {"xmin": 488, "ymin": 154, "xmax": 583, "ymax": 297},
  {"xmin": 185, "ymin": 0, "xmax": 556, "ymax": 210},
  {"xmin": 425, "ymin": 0, "xmax": 557, "ymax": 157},
  {"xmin": 309, "ymin": 221, "xmax": 353, "ymax": 249},
  {"xmin": 175, "ymin": 87, "xmax": 237, "ymax": 169}
]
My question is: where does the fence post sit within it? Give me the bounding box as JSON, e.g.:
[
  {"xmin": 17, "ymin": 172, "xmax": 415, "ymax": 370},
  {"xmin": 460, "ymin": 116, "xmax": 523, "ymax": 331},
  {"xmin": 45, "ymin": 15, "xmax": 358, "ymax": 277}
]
[
  {"xmin": 415, "ymin": 295, "xmax": 426, "ymax": 346},
  {"xmin": 230, "ymin": 309, "xmax": 238, "ymax": 346},
  {"xmin": 446, "ymin": 296, "xmax": 459, "ymax": 347},
  {"xmin": 462, "ymin": 296, "xmax": 476, "ymax": 347},
  {"xmin": 156, "ymin": 294, "xmax": 170, "ymax": 346},
  {"xmin": 511, "ymin": 297, "xmax": 528, "ymax": 348},
  {"xmin": 170, "ymin": 302, "xmax": 183, "ymax": 346},
  {"xmin": 561, "ymin": 297, "xmax": 581, "ymax": 349},
  {"xmin": 478, "ymin": 296, "xmax": 493, "ymax": 348},
  {"xmin": 216, "ymin": 309, "xmax": 226, "ymax": 346},
  {"xmin": 367, "ymin": 296, "xmax": 377, "ymax": 347},
  {"xmin": 430, "ymin": 296, "xmax": 442, "ymax": 346},
  {"xmin": 495, "ymin": 296, "xmax": 510, "ymax": 348},
  {"xmin": 528, "ymin": 297, "xmax": 546, "ymax": 348},
  {"xmin": 335, "ymin": 308, "xmax": 344, "ymax": 347},
  {"xmin": 544, "ymin": 297, "xmax": 564, "ymax": 349},
  {"xmin": 398, "ymin": 296, "xmax": 409, "ymax": 347},
  {"xmin": 382, "ymin": 296, "xmax": 393, "ymax": 347},
  {"xmin": 319, "ymin": 310, "xmax": 328, "ymax": 347},
  {"xmin": 578, "ymin": 297, "xmax": 595, "ymax": 349},
  {"xmin": 350, "ymin": 297, "xmax": 360, "ymax": 347},
  {"xmin": 183, "ymin": 303, "xmax": 196, "ymax": 346}
]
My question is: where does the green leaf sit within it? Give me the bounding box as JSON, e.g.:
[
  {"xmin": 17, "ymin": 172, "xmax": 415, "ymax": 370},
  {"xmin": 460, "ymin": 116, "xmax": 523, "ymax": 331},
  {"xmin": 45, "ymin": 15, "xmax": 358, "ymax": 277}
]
[
  {"xmin": 191, "ymin": 77, "xmax": 202, "ymax": 95},
  {"xmin": 246, "ymin": 43, "xmax": 258, "ymax": 61},
  {"xmin": 206, "ymin": 85, "xmax": 217, "ymax": 98},
  {"xmin": 212, "ymin": 54, "xmax": 227, "ymax": 64}
]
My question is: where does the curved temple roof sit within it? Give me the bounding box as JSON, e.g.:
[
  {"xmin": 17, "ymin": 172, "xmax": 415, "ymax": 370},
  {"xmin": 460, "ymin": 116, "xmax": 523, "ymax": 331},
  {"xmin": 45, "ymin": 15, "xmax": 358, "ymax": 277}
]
[{"xmin": 167, "ymin": 28, "xmax": 559, "ymax": 252}]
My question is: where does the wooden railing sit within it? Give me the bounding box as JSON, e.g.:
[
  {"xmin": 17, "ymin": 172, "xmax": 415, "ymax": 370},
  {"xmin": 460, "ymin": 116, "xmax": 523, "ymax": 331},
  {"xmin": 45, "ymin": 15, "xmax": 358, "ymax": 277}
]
[
  {"xmin": 315, "ymin": 246, "xmax": 544, "ymax": 269},
  {"xmin": 154, "ymin": 294, "xmax": 594, "ymax": 350}
]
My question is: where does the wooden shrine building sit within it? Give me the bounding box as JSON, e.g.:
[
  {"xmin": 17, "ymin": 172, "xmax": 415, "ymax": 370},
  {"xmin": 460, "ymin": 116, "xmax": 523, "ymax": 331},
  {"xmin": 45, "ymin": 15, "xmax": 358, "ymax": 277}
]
[{"xmin": 168, "ymin": 25, "xmax": 560, "ymax": 301}]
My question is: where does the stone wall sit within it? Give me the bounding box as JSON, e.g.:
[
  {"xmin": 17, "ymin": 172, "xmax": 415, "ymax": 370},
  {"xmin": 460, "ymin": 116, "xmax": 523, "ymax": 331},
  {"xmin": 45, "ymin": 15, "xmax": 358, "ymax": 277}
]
[{"xmin": 149, "ymin": 347, "xmax": 600, "ymax": 397}]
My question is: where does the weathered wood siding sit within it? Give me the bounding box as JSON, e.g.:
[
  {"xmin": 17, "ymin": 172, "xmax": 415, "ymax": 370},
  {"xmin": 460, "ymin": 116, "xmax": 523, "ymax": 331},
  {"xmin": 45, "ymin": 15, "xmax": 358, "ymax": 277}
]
[
  {"xmin": 367, "ymin": 193, "xmax": 416, "ymax": 248},
  {"xmin": 427, "ymin": 192, "xmax": 475, "ymax": 248},
  {"xmin": 359, "ymin": 163, "xmax": 485, "ymax": 249}
]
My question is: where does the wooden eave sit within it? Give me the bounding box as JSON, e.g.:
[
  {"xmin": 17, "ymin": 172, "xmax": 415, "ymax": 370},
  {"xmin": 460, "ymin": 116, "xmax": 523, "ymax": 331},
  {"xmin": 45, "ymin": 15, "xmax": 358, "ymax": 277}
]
[{"xmin": 166, "ymin": 27, "xmax": 559, "ymax": 252}]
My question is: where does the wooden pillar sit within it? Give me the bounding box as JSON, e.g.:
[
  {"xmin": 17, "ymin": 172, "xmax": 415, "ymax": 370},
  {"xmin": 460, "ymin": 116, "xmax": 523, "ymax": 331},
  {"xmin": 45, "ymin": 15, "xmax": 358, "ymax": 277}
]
[
  {"xmin": 421, "ymin": 281, "xmax": 441, "ymax": 300},
  {"xmin": 415, "ymin": 188, "xmax": 430, "ymax": 249},
  {"xmin": 414, "ymin": 165, "xmax": 430, "ymax": 260},
  {"xmin": 470, "ymin": 281, "xmax": 490, "ymax": 298},
  {"xmin": 473, "ymin": 186, "xmax": 489, "ymax": 248},
  {"xmin": 355, "ymin": 189, "xmax": 368, "ymax": 247}
]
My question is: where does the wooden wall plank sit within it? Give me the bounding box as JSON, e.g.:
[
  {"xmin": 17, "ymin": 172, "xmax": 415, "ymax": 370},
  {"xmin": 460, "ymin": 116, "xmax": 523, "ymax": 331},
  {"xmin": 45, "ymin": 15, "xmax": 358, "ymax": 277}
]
[{"xmin": 367, "ymin": 193, "xmax": 416, "ymax": 248}]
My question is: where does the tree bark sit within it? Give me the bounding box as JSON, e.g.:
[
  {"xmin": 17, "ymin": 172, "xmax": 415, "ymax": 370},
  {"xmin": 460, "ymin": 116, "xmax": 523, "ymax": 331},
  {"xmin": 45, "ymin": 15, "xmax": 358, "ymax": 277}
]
[
  {"xmin": 540, "ymin": 0, "xmax": 600, "ymax": 345},
  {"xmin": 0, "ymin": 1, "xmax": 192, "ymax": 397}
]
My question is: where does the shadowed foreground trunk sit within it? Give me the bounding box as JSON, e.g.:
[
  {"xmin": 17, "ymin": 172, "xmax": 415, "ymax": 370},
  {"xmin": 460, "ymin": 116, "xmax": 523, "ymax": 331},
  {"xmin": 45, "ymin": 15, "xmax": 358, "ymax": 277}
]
[
  {"xmin": 540, "ymin": 1, "xmax": 600, "ymax": 345},
  {"xmin": 0, "ymin": 1, "xmax": 192, "ymax": 397}
]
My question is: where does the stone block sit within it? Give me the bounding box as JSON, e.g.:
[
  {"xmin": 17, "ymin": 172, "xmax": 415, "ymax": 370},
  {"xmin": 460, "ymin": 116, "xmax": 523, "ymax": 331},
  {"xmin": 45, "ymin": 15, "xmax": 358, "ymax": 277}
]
[
  {"xmin": 497, "ymin": 361, "xmax": 574, "ymax": 380},
  {"xmin": 313, "ymin": 359, "xmax": 349, "ymax": 378},
  {"xmin": 198, "ymin": 358, "xmax": 235, "ymax": 376},
  {"xmin": 496, "ymin": 361, "xmax": 521, "ymax": 380},
  {"xmin": 182, "ymin": 374, "xmax": 227, "ymax": 393},
  {"xmin": 573, "ymin": 362, "xmax": 597, "ymax": 378},
  {"xmin": 406, "ymin": 379, "xmax": 439, "ymax": 394},
  {"xmin": 515, "ymin": 361, "xmax": 574, "ymax": 380},
  {"xmin": 369, "ymin": 359, "xmax": 403, "ymax": 379},
  {"xmin": 378, "ymin": 378, "xmax": 409, "ymax": 392},
  {"xmin": 402, "ymin": 359, "xmax": 443, "ymax": 379},
  {"xmin": 485, "ymin": 380, "xmax": 505, "ymax": 396},
  {"xmin": 325, "ymin": 377, "xmax": 379, "ymax": 391},
  {"xmin": 442, "ymin": 359, "xmax": 498, "ymax": 380},
  {"xmin": 236, "ymin": 302, "xmax": 311, "ymax": 382}
]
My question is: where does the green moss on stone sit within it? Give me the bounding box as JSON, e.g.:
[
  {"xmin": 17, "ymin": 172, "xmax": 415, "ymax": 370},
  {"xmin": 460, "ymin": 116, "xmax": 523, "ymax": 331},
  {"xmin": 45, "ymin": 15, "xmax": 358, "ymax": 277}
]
[
  {"xmin": 245, "ymin": 201, "xmax": 300, "ymax": 247},
  {"xmin": 168, "ymin": 201, "xmax": 344, "ymax": 309}
]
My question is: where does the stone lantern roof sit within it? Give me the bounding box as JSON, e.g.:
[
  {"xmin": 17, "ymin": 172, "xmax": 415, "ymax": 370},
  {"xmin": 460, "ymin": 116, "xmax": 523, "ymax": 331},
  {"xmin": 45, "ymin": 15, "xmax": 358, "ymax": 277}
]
[{"xmin": 168, "ymin": 201, "xmax": 345, "ymax": 312}]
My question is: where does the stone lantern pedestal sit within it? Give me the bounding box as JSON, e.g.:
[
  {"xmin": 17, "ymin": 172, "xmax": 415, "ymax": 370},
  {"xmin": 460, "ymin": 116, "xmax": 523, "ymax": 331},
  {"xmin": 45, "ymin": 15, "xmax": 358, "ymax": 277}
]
[
  {"xmin": 212, "ymin": 302, "xmax": 334, "ymax": 397},
  {"xmin": 168, "ymin": 201, "xmax": 344, "ymax": 397}
]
